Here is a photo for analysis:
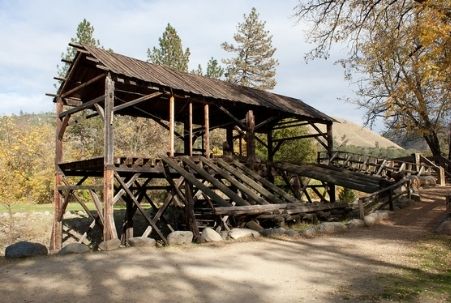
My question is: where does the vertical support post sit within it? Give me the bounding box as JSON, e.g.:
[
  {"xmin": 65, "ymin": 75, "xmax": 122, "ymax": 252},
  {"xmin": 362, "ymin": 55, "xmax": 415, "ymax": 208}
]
[
  {"xmin": 246, "ymin": 110, "xmax": 255, "ymax": 169},
  {"xmin": 326, "ymin": 122, "xmax": 336, "ymax": 203},
  {"xmin": 226, "ymin": 127, "xmax": 234, "ymax": 155},
  {"xmin": 184, "ymin": 102, "xmax": 193, "ymax": 156},
  {"xmin": 239, "ymin": 133, "xmax": 243, "ymax": 156},
  {"xmin": 267, "ymin": 129, "xmax": 274, "ymax": 182},
  {"xmin": 103, "ymin": 74, "xmax": 117, "ymax": 242},
  {"xmin": 50, "ymin": 97, "xmax": 64, "ymax": 252},
  {"xmin": 169, "ymin": 95, "xmax": 175, "ymax": 157},
  {"xmin": 204, "ymin": 103, "xmax": 210, "ymax": 158},
  {"xmin": 414, "ymin": 153, "xmax": 421, "ymax": 171}
]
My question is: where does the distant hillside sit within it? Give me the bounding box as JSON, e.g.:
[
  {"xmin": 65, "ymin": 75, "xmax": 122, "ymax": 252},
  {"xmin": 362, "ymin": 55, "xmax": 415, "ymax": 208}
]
[{"xmin": 331, "ymin": 118, "xmax": 403, "ymax": 149}]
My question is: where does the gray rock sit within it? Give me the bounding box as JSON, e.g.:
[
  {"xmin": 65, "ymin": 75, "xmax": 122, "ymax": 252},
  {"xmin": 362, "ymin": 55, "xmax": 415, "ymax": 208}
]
[
  {"xmin": 59, "ymin": 243, "xmax": 90, "ymax": 255},
  {"xmin": 168, "ymin": 231, "xmax": 193, "ymax": 245},
  {"xmin": 347, "ymin": 219, "xmax": 365, "ymax": 228},
  {"xmin": 375, "ymin": 210, "xmax": 391, "ymax": 220},
  {"xmin": 98, "ymin": 238, "xmax": 121, "ymax": 251},
  {"xmin": 285, "ymin": 229, "xmax": 300, "ymax": 238},
  {"xmin": 128, "ymin": 237, "xmax": 156, "ymax": 247},
  {"xmin": 317, "ymin": 222, "xmax": 347, "ymax": 234},
  {"xmin": 364, "ymin": 213, "xmax": 379, "ymax": 226},
  {"xmin": 245, "ymin": 220, "xmax": 264, "ymax": 232},
  {"xmin": 302, "ymin": 226, "xmax": 319, "ymax": 238},
  {"xmin": 200, "ymin": 228, "xmax": 223, "ymax": 242},
  {"xmin": 436, "ymin": 220, "xmax": 451, "ymax": 235},
  {"xmin": 5, "ymin": 241, "xmax": 48, "ymax": 258},
  {"xmin": 229, "ymin": 228, "xmax": 260, "ymax": 240},
  {"xmin": 261, "ymin": 227, "xmax": 287, "ymax": 238},
  {"xmin": 220, "ymin": 230, "xmax": 230, "ymax": 240}
]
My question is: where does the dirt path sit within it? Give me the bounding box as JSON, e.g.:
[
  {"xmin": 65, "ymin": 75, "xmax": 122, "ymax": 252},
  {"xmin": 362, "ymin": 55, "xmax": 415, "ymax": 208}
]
[{"xmin": 0, "ymin": 186, "xmax": 449, "ymax": 303}]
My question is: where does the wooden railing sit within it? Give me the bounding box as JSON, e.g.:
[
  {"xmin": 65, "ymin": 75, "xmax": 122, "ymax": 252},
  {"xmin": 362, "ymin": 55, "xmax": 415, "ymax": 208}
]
[{"xmin": 317, "ymin": 151, "xmax": 445, "ymax": 185}]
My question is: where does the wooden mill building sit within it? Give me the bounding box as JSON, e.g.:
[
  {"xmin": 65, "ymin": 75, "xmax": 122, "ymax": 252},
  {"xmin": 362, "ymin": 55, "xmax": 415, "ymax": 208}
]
[{"xmin": 49, "ymin": 43, "xmax": 349, "ymax": 251}]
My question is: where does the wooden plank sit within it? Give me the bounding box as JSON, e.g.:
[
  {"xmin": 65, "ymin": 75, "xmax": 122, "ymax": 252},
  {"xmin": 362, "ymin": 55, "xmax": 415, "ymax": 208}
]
[
  {"xmin": 59, "ymin": 95, "xmax": 105, "ymax": 118},
  {"xmin": 181, "ymin": 157, "xmax": 250, "ymax": 206},
  {"xmin": 61, "ymin": 73, "xmax": 106, "ymax": 98},
  {"xmin": 246, "ymin": 110, "xmax": 255, "ymax": 169},
  {"xmin": 113, "ymin": 91, "xmax": 162, "ymax": 112},
  {"xmin": 231, "ymin": 159, "xmax": 300, "ymax": 204},
  {"xmin": 200, "ymin": 157, "xmax": 270, "ymax": 205},
  {"xmin": 89, "ymin": 190, "xmax": 104, "ymax": 225},
  {"xmin": 161, "ymin": 156, "xmax": 230, "ymax": 207},
  {"xmin": 184, "ymin": 182, "xmax": 200, "ymax": 240},
  {"xmin": 204, "ymin": 104, "xmax": 210, "ymax": 158},
  {"xmin": 216, "ymin": 158, "xmax": 285, "ymax": 204},
  {"xmin": 169, "ymin": 96, "xmax": 175, "ymax": 157},
  {"xmin": 114, "ymin": 172, "xmax": 167, "ymax": 244}
]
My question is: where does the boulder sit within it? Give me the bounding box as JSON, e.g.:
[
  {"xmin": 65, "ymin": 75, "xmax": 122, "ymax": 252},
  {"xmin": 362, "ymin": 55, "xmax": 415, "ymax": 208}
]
[
  {"xmin": 363, "ymin": 213, "xmax": 379, "ymax": 226},
  {"xmin": 128, "ymin": 237, "xmax": 156, "ymax": 247},
  {"xmin": 59, "ymin": 243, "xmax": 90, "ymax": 255},
  {"xmin": 229, "ymin": 228, "xmax": 260, "ymax": 240},
  {"xmin": 245, "ymin": 220, "xmax": 264, "ymax": 232},
  {"xmin": 302, "ymin": 226, "xmax": 319, "ymax": 238},
  {"xmin": 168, "ymin": 231, "xmax": 193, "ymax": 245},
  {"xmin": 261, "ymin": 227, "xmax": 287, "ymax": 238},
  {"xmin": 98, "ymin": 238, "xmax": 121, "ymax": 251},
  {"xmin": 375, "ymin": 210, "xmax": 391, "ymax": 220},
  {"xmin": 200, "ymin": 228, "xmax": 223, "ymax": 242},
  {"xmin": 317, "ymin": 222, "xmax": 347, "ymax": 234},
  {"xmin": 220, "ymin": 230, "xmax": 230, "ymax": 240},
  {"xmin": 347, "ymin": 219, "xmax": 365, "ymax": 228},
  {"xmin": 436, "ymin": 220, "xmax": 451, "ymax": 235},
  {"xmin": 5, "ymin": 241, "xmax": 48, "ymax": 258}
]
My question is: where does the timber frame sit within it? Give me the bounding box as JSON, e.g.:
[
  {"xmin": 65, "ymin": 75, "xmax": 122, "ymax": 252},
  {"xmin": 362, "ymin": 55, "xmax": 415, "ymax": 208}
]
[{"xmin": 48, "ymin": 43, "xmax": 338, "ymax": 251}]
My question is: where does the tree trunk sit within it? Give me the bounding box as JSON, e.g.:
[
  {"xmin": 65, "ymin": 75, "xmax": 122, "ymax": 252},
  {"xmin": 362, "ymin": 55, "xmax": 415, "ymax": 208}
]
[{"xmin": 423, "ymin": 131, "xmax": 446, "ymax": 167}]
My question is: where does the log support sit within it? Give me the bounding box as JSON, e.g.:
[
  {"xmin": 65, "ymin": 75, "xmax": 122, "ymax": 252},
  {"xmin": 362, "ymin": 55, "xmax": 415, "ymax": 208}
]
[{"xmin": 246, "ymin": 110, "xmax": 255, "ymax": 169}]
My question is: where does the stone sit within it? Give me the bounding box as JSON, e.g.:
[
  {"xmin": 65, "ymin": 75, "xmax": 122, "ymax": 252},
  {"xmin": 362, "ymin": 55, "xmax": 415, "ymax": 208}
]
[
  {"xmin": 229, "ymin": 228, "xmax": 260, "ymax": 240},
  {"xmin": 363, "ymin": 213, "xmax": 379, "ymax": 226},
  {"xmin": 220, "ymin": 231, "xmax": 230, "ymax": 240},
  {"xmin": 167, "ymin": 231, "xmax": 193, "ymax": 245},
  {"xmin": 5, "ymin": 241, "xmax": 48, "ymax": 258},
  {"xmin": 200, "ymin": 228, "xmax": 223, "ymax": 242},
  {"xmin": 59, "ymin": 243, "xmax": 90, "ymax": 255},
  {"xmin": 436, "ymin": 220, "xmax": 451, "ymax": 235},
  {"xmin": 285, "ymin": 229, "xmax": 300, "ymax": 238},
  {"xmin": 301, "ymin": 213, "xmax": 318, "ymax": 224},
  {"xmin": 128, "ymin": 237, "xmax": 156, "ymax": 247},
  {"xmin": 98, "ymin": 238, "xmax": 121, "ymax": 251},
  {"xmin": 347, "ymin": 219, "xmax": 365, "ymax": 228},
  {"xmin": 245, "ymin": 220, "xmax": 264, "ymax": 232},
  {"xmin": 302, "ymin": 226, "xmax": 319, "ymax": 238},
  {"xmin": 375, "ymin": 210, "xmax": 391, "ymax": 220},
  {"xmin": 317, "ymin": 222, "xmax": 348, "ymax": 234}
]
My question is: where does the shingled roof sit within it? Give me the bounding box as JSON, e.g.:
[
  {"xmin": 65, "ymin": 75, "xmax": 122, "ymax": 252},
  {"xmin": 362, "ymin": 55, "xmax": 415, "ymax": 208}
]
[{"xmin": 79, "ymin": 45, "xmax": 333, "ymax": 123}]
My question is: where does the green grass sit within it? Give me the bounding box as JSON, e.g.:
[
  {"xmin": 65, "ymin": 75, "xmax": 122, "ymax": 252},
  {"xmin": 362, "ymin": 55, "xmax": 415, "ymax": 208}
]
[{"xmin": 377, "ymin": 235, "xmax": 451, "ymax": 302}]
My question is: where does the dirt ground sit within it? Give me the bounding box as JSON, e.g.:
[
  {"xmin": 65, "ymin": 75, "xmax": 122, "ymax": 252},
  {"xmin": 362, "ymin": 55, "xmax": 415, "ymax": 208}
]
[{"xmin": 0, "ymin": 185, "xmax": 449, "ymax": 303}]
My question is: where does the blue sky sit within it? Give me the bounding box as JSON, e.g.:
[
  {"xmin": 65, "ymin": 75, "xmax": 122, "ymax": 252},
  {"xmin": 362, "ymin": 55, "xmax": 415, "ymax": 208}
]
[{"xmin": 0, "ymin": 0, "xmax": 373, "ymax": 127}]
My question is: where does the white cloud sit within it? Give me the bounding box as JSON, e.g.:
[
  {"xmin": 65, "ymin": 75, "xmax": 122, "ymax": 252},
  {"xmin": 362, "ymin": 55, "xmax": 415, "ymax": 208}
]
[{"xmin": 0, "ymin": 0, "xmax": 370, "ymax": 127}]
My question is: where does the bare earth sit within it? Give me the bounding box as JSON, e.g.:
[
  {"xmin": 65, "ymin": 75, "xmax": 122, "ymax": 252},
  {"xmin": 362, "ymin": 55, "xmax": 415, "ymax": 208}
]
[{"xmin": 0, "ymin": 186, "xmax": 449, "ymax": 303}]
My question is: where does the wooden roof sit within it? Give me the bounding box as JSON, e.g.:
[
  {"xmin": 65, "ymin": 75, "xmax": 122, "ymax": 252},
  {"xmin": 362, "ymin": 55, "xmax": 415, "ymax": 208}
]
[{"xmin": 65, "ymin": 45, "xmax": 333, "ymax": 124}]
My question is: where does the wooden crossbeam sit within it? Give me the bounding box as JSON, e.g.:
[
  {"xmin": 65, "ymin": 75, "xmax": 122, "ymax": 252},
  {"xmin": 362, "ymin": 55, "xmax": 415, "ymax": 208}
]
[
  {"xmin": 216, "ymin": 105, "xmax": 248, "ymax": 130},
  {"xmin": 182, "ymin": 157, "xmax": 250, "ymax": 206},
  {"xmin": 114, "ymin": 172, "xmax": 167, "ymax": 244},
  {"xmin": 61, "ymin": 73, "xmax": 106, "ymax": 98},
  {"xmin": 161, "ymin": 156, "xmax": 230, "ymax": 207},
  {"xmin": 59, "ymin": 95, "xmax": 105, "ymax": 118},
  {"xmin": 113, "ymin": 91, "xmax": 162, "ymax": 112}
]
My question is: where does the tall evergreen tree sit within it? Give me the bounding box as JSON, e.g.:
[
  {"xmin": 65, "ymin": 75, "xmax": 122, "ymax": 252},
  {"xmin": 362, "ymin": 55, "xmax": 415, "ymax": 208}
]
[
  {"xmin": 147, "ymin": 23, "xmax": 190, "ymax": 72},
  {"xmin": 57, "ymin": 19, "xmax": 100, "ymax": 79},
  {"xmin": 205, "ymin": 57, "xmax": 224, "ymax": 79},
  {"xmin": 222, "ymin": 8, "xmax": 278, "ymax": 90}
]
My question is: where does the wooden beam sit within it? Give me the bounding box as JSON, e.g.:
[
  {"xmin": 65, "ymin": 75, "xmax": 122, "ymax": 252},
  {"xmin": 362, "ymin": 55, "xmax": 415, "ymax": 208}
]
[
  {"xmin": 113, "ymin": 91, "xmax": 162, "ymax": 112},
  {"xmin": 169, "ymin": 95, "xmax": 175, "ymax": 157},
  {"xmin": 103, "ymin": 74, "xmax": 117, "ymax": 242},
  {"xmin": 204, "ymin": 104, "xmax": 210, "ymax": 158},
  {"xmin": 216, "ymin": 105, "xmax": 248, "ymax": 130},
  {"xmin": 61, "ymin": 73, "xmax": 106, "ymax": 98},
  {"xmin": 246, "ymin": 110, "xmax": 255, "ymax": 169},
  {"xmin": 59, "ymin": 95, "xmax": 105, "ymax": 118},
  {"xmin": 327, "ymin": 122, "xmax": 336, "ymax": 202},
  {"xmin": 57, "ymin": 114, "xmax": 71, "ymax": 140},
  {"xmin": 184, "ymin": 102, "xmax": 193, "ymax": 156}
]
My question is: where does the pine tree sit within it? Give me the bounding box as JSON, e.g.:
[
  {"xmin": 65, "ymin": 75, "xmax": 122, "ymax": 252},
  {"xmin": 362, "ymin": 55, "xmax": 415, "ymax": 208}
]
[
  {"xmin": 222, "ymin": 8, "xmax": 278, "ymax": 90},
  {"xmin": 147, "ymin": 23, "xmax": 190, "ymax": 72},
  {"xmin": 57, "ymin": 19, "xmax": 100, "ymax": 79},
  {"xmin": 205, "ymin": 58, "xmax": 224, "ymax": 79}
]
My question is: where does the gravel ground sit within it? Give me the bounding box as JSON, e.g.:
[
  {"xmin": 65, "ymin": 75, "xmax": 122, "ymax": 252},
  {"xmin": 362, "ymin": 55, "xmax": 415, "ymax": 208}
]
[{"xmin": 0, "ymin": 185, "xmax": 449, "ymax": 303}]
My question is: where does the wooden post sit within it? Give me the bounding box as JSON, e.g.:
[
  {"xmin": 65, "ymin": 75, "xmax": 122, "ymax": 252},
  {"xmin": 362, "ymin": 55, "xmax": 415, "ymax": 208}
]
[
  {"xmin": 246, "ymin": 110, "xmax": 255, "ymax": 169},
  {"xmin": 184, "ymin": 102, "xmax": 193, "ymax": 156},
  {"xmin": 103, "ymin": 74, "xmax": 117, "ymax": 242},
  {"xmin": 226, "ymin": 127, "xmax": 234, "ymax": 154},
  {"xmin": 169, "ymin": 95, "xmax": 175, "ymax": 157},
  {"xmin": 50, "ymin": 97, "xmax": 64, "ymax": 252},
  {"xmin": 267, "ymin": 129, "xmax": 274, "ymax": 182},
  {"xmin": 326, "ymin": 123, "xmax": 336, "ymax": 202},
  {"xmin": 204, "ymin": 103, "xmax": 210, "ymax": 158}
]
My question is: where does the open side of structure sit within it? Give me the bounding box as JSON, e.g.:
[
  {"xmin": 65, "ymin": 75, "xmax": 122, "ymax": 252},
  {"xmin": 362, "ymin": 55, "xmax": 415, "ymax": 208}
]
[{"xmin": 48, "ymin": 43, "xmax": 347, "ymax": 251}]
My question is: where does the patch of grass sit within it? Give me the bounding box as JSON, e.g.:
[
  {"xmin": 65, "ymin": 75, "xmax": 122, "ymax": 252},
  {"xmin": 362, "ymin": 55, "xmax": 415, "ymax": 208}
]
[{"xmin": 377, "ymin": 235, "xmax": 451, "ymax": 302}]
